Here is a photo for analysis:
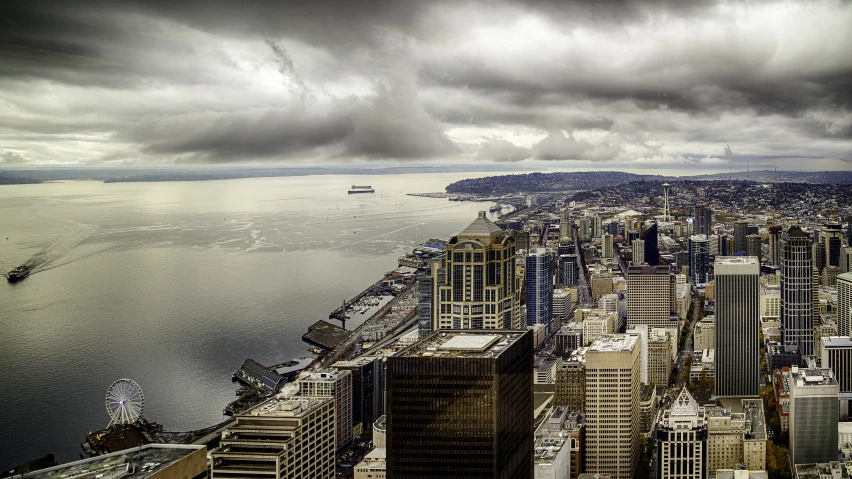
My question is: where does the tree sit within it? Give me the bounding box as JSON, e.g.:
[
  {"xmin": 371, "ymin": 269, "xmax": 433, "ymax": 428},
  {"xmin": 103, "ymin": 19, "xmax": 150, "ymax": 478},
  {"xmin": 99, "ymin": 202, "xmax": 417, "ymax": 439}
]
[{"xmin": 766, "ymin": 441, "xmax": 792, "ymax": 479}]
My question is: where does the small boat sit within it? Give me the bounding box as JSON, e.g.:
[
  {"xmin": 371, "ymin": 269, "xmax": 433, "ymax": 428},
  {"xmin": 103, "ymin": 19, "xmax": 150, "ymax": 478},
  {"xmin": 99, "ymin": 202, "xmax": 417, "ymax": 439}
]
[
  {"xmin": 6, "ymin": 264, "xmax": 31, "ymax": 282},
  {"xmin": 308, "ymin": 347, "xmax": 324, "ymax": 355}
]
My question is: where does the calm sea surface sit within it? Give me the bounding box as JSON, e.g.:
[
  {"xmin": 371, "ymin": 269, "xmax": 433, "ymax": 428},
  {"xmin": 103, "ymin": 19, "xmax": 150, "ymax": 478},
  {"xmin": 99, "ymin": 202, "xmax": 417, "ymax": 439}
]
[{"xmin": 0, "ymin": 173, "xmax": 508, "ymax": 467}]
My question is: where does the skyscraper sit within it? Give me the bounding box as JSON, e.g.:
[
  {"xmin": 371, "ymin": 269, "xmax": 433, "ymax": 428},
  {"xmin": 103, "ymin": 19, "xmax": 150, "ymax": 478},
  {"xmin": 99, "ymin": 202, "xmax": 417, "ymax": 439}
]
[
  {"xmin": 656, "ymin": 388, "xmax": 708, "ymax": 479},
  {"xmin": 821, "ymin": 336, "xmax": 852, "ymax": 396},
  {"xmin": 592, "ymin": 215, "xmax": 602, "ymax": 239},
  {"xmin": 632, "ymin": 239, "xmax": 645, "ymax": 265},
  {"xmin": 839, "ymin": 272, "xmax": 852, "ymax": 337},
  {"xmin": 746, "ymin": 234, "xmax": 762, "ymax": 259},
  {"xmin": 526, "ymin": 247, "xmax": 554, "ymax": 334},
  {"xmin": 579, "ymin": 218, "xmax": 591, "ymax": 242},
  {"xmin": 559, "ymin": 211, "xmax": 571, "ymax": 240},
  {"xmin": 557, "ymin": 254, "xmax": 579, "ymax": 288},
  {"xmin": 781, "ymin": 226, "xmax": 815, "ymax": 356},
  {"xmin": 432, "ymin": 211, "xmax": 521, "ymax": 330},
  {"xmin": 387, "ymin": 330, "xmax": 533, "ymax": 479},
  {"xmin": 815, "ymin": 223, "xmax": 843, "ymax": 273},
  {"xmin": 602, "ymin": 233, "xmax": 614, "ymax": 259},
  {"xmin": 627, "ymin": 265, "xmax": 675, "ymax": 331},
  {"xmin": 298, "ymin": 369, "xmax": 353, "ymax": 450},
  {"xmin": 694, "ymin": 204, "xmax": 712, "ymax": 237},
  {"xmin": 642, "ymin": 222, "xmax": 660, "ymax": 266},
  {"xmin": 584, "ymin": 334, "xmax": 641, "ymax": 479},
  {"xmin": 734, "ymin": 220, "xmax": 751, "ymax": 254},
  {"xmin": 688, "ymin": 234, "xmax": 711, "ymax": 285},
  {"xmin": 788, "ymin": 366, "xmax": 839, "ymax": 465},
  {"xmin": 768, "ymin": 225, "xmax": 783, "ymax": 266},
  {"xmin": 715, "ymin": 256, "xmax": 760, "ymax": 397},
  {"xmin": 418, "ymin": 269, "xmax": 433, "ymax": 339},
  {"xmin": 334, "ymin": 355, "xmax": 384, "ymax": 435}
]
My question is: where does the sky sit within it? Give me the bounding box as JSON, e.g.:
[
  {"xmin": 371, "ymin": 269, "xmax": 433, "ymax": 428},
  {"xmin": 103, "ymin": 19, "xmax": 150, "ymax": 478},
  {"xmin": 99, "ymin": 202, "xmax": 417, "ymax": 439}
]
[{"xmin": 1, "ymin": 0, "xmax": 851, "ymax": 171}]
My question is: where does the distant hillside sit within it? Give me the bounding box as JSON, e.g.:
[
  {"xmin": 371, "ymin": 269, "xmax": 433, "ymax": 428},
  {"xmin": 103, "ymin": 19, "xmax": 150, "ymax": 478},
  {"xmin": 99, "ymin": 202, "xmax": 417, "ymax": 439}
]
[
  {"xmin": 681, "ymin": 170, "xmax": 852, "ymax": 184},
  {"xmin": 445, "ymin": 171, "xmax": 662, "ymax": 194}
]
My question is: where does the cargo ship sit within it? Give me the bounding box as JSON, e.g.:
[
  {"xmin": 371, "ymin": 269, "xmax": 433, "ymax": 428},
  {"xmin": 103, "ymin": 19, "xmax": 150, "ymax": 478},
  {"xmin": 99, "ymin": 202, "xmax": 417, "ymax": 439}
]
[
  {"xmin": 6, "ymin": 265, "xmax": 31, "ymax": 282},
  {"xmin": 348, "ymin": 185, "xmax": 375, "ymax": 194}
]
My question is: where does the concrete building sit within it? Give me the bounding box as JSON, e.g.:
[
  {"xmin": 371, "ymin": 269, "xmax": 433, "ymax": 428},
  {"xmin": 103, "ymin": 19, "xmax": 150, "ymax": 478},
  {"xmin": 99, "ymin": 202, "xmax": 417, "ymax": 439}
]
[
  {"xmin": 781, "ymin": 226, "xmax": 816, "ymax": 356},
  {"xmin": 298, "ymin": 369, "xmax": 353, "ymax": 450},
  {"xmin": 690, "ymin": 349, "xmax": 716, "ymax": 382},
  {"xmin": 591, "ymin": 272, "xmax": 614, "ymax": 302},
  {"xmin": 560, "ymin": 211, "xmax": 572, "ymax": 241},
  {"xmin": 333, "ymin": 355, "xmax": 384, "ymax": 436},
  {"xmin": 746, "ymin": 234, "xmax": 763, "ymax": 259},
  {"xmin": 633, "ymin": 239, "xmax": 646, "ymax": 265},
  {"xmin": 656, "ymin": 388, "xmax": 708, "ymax": 479},
  {"xmin": 626, "ymin": 325, "xmax": 650, "ymax": 384},
  {"xmin": 639, "ymin": 384, "xmax": 657, "ymax": 434},
  {"xmin": 793, "ymin": 462, "xmax": 849, "ymax": 479},
  {"xmin": 705, "ymin": 399, "xmax": 767, "ymax": 473},
  {"xmin": 822, "ymin": 337, "xmax": 852, "ymax": 419},
  {"xmin": 695, "ymin": 205, "xmax": 713, "ymax": 237},
  {"xmin": 535, "ymin": 356, "xmax": 562, "ymax": 385},
  {"xmin": 210, "ymin": 396, "xmax": 336, "ymax": 479},
  {"xmin": 527, "ymin": 248, "xmax": 555, "ymax": 334},
  {"xmin": 387, "ymin": 330, "xmax": 533, "ymax": 478},
  {"xmin": 584, "ymin": 335, "xmax": 641, "ymax": 479},
  {"xmin": 772, "ymin": 368, "xmax": 793, "ymax": 432},
  {"xmin": 602, "ymin": 233, "xmax": 614, "ymax": 259},
  {"xmin": 759, "ymin": 285, "xmax": 781, "ymax": 319},
  {"xmin": 553, "ymin": 289, "xmax": 576, "ymax": 323},
  {"xmin": 533, "ymin": 407, "xmax": 573, "ymax": 479},
  {"xmin": 556, "ymin": 321, "xmax": 584, "ymax": 354},
  {"xmin": 582, "ymin": 310, "xmax": 618, "ymax": 346},
  {"xmin": 627, "ymin": 264, "xmax": 675, "ymax": 331},
  {"xmin": 789, "ymin": 366, "xmax": 840, "ymax": 465},
  {"xmin": 373, "ymin": 415, "xmax": 386, "ymax": 449},
  {"xmin": 354, "ymin": 448, "xmax": 386, "ymax": 479},
  {"xmin": 715, "ymin": 257, "xmax": 761, "ymax": 397},
  {"xmin": 558, "ymin": 254, "xmax": 580, "ymax": 288},
  {"xmin": 649, "ymin": 329, "xmax": 673, "ymax": 388},
  {"xmin": 432, "ymin": 211, "xmax": 521, "ymax": 331},
  {"xmin": 13, "ymin": 445, "xmax": 206, "ymax": 479},
  {"xmin": 839, "ymin": 272, "xmax": 852, "ymax": 337},
  {"xmin": 555, "ymin": 348, "xmax": 587, "ymax": 411},
  {"xmin": 815, "ymin": 224, "xmax": 844, "ymax": 274},
  {"xmin": 694, "ymin": 315, "xmax": 716, "ymax": 351}
]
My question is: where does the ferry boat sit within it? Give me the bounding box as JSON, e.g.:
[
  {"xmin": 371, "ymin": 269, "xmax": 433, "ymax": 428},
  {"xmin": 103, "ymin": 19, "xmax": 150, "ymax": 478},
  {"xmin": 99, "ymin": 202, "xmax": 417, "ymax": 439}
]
[
  {"xmin": 489, "ymin": 204, "xmax": 502, "ymax": 212},
  {"xmin": 6, "ymin": 265, "xmax": 31, "ymax": 282},
  {"xmin": 348, "ymin": 185, "xmax": 375, "ymax": 194}
]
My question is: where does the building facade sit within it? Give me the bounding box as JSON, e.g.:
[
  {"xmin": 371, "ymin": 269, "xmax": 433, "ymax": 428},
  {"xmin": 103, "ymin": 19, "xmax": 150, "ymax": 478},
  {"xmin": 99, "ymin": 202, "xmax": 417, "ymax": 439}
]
[
  {"xmin": 789, "ymin": 366, "xmax": 839, "ymax": 465},
  {"xmin": 298, "ymin": 369, "xmax": 353, "ymax": 450},
  {"xmin": 386, "ymin": 330, "xmax": 533, "ymax": 479},
  {"xmin": 781, "ymin": 226, "xmax": 816, "ymax": 356},
  {"xmin": 715, "ymin": 257, "xmax": 761, "ymax": 397},
  {"xmin": 656, "ymin": 388, "xmax": 708, "ymax": 479},
  {"xmin": 526, "ymin": 248, "xmax": 555, "ymax": 334},
  {"xmin": 432, "ymin": 212, "xmax": 521, "ymax": 330},
  {"xmin": 627, "ymin": 265, "xmax": 675, "ymax": 331},
  {"xmin": 689, "ymin": 234, "xmax": 711, "ymax": 285},
  {"xmin": 839, "ymin": 272, "xmax": 852, "ymax": 337},
  {"xmin": 705, "ymin": 399, "xmax": 766, "ymax": 473},
  {"xmin": 584, "ymin": 335, "xmax": 641, "ymax": 479}
]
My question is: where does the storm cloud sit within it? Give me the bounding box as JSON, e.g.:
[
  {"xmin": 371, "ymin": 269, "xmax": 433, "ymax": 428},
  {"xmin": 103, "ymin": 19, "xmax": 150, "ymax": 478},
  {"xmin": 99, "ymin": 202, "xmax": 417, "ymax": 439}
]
[{"xmin": 1, "ymin": 0, "xmax": 850, "ymax": 169}]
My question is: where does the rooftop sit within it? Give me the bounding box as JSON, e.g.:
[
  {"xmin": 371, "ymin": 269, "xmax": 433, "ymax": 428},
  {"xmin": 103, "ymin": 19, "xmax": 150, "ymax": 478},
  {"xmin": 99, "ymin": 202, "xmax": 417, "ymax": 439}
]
[
  {"xmin": 459, "ymin": 211, "xmax": 505, "ymax": 238},
  {"xmin": 16, "ymin": 445, "xmax": 204, "ymax": 479},
  {"xmin": 671, "ymin": 388, "xmax": 700, "ymax": 417},
  {"xmin": 587, "ymin": 334, "xmax": 637, "ymax": 353},
  {"xmin": 396, "ymin": 330, "xmax": 528, "ymax": 359},
  {"xmin": 791, "ymin": 366, "xmax": 838, "ymax": 387},
  {"xmin": 248, "ymin": 395, "xmax": 331, "ymax": 418},
  {"xmin": 794, "ymin": 462, "xmax": 849, "ymax": 479},
  {"xmin": 823, "ymin": 336, "xmax": 852, "ymax": 349}
]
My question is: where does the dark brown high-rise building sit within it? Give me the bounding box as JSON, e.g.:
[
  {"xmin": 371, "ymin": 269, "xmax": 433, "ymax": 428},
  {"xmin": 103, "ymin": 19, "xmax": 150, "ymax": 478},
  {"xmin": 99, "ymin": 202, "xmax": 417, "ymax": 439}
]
[{"xmin": 387, "ymin": 330, "xmax": 533, "ymax": 479}]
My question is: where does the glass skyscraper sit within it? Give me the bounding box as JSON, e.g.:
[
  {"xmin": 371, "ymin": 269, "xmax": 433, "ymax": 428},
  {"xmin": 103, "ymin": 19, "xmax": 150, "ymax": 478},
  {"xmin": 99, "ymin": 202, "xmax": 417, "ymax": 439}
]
[
  {"xmin": 526, "ymin": 247, "xmax": 554, "ymax": 334},
  {"xmin": 781, "ymin": 226, "xmax": 815, "ymax": 356}
]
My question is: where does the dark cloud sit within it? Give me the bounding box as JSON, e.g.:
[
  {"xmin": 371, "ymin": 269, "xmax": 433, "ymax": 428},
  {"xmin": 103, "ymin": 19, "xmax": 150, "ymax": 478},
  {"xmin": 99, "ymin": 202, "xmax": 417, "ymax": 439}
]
[{"xmin": 0, "ymin": 0, "xmax": 849, "ymax": 167}]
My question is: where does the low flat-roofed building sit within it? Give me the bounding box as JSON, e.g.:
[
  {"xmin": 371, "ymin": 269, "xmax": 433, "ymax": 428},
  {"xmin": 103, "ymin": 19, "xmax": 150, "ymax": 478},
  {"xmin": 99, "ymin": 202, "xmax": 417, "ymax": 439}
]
[
  {"xmin": 693, "ymin": 315, "xmax": 715, "ymax": 351},
  {"xmin": 534, "ymin": 407, "xmax": 573, "ymax": 479},
  {"xmin": 556, "ymin": 322, "xmax": 583, "ymax": 354},
  {"xmin": 706, "ymin": 399, "xmax": 767, "ymax": 473},
  {"xmin": 11, "ymin": 445, "xmax": 206, "ymax": 479},
  {"xmin": 772, "ymin": 368, "xmax": 792, "ymax": 432},
  {"xmin": 793, "ymin": 462, "xmax": 849, "ymax": 479},
  {"xmin": 210, "ymin": 395, "xmax": 336, "ymax": 479},
  {"xmin": 535, "ymin": 355, "xmax": 562, "ymax": 385},
  {"xmin": 354, "ymin": 448, "xmax": 386, "ymax": 479},
  {"xmin": 690, "ymin": 349, "xmax": 715, "ymax": 382},
  {"xmin": 582, "ymin": 310, "xmax": 618, "ymax": 346},
  {"xmin": 712, "ymin": 470, "xmax": 768, "ymax": 479}
]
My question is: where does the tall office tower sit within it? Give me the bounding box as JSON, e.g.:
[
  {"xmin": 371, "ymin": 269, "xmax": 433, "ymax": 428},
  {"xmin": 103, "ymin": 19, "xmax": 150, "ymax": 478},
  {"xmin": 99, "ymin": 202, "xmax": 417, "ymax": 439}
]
[
  {"xmin": 688, "ymin": 234, "xmax": 711, "ymax": 285},
  {"xmin": 843, "ymin": 247, "xmax": 852, "ymax": 273},
  {"xmin": 715, "ymin": 257, "xmax": 760, "ymax": 397},
  {"xmin": 847, "ymin": 216, "xmax": 852, "ymax": 245},
  {"xmin": 656, "ymin": 388, "xmax": 708, "ymax": 479},
  {"xmin": 840, "ymin": 273, "xmax": 852, "ymax": 337},
  {"xmin": 788, "ymin": 365, "xmax": 839, "ymax": 465},
  {"xmin": 768, "ymin": 225, "xmax": 783, "ymax": 266},
  {"xmin": 557, "ymin": 254, "xmax": 579, "ymax": 288},
  {"xmin": 717, "ymin": 234, "xmax": 734, "ymax": 257},
  {"xmin": 592, "ymin": 215, "xmax": 602, "ymax": 238},
  {"xmin": 432, "ymin": 211, "xmax": 520, "ymax": 331},
  {"xmin": 584, "ymin": 334, "xmax": 641, "ymax": 479},
  {"xmin": 642, "ymin": 222, "xmax": 660, "ymax": 266},
  {"xmin": 418, "ymin": 270, "xmax": 433, "ymax": 339},
  {"xmin": 734, "ymin": 220, "xmax": 751, "ymax": 254},
  {"xmin": 709, "ymin": 234, "xmax": 719, "ymax": 256},
  {"xmin": 526, "ymin": 248, "xmax": 555, "ymax": 334},
  {"xmin": 298, "ymin": 369, "xmax": 353, "ymax": 450},
  {"xmin": 555, "ymin": 349, "xmax": 587, "ymax": 410},
  {"xmin": 694, "ymin": 204, "xmax": 713, "ymax": 237},
  {"xmin": 387, "ymin": 330, "xmax": 533, "ymax": 479},
  {"xmin": 746, "ymin": 234, "xmax": 762, "ymax": 259},
  {"xmin": 602, "ymin": 233, "xmax": 614, "ymax": 259},
  {"xmin": 607, "ymin": 220, "xmax": 621, "ymax": 236},
  {"xmin": 514, "ymin": 230, "xmax": 531, "ymax": 253},
  {"xmin": 815, "ymin": 223, "xmax": 843, "ymax": 273},
  {"xmin": 334, "ymin": 356, "xmax": 384, "ymax": 435},
  {"xmin": 781, "ymin": 226, "xmax": 815, "ymax": 355},
  {"xmin": 627, "ymin": 265, "xmax": 675, "ymax": 331},
  {"xmin": 579, "ymin": 218, "xmax": 591, "ymax": 242},
  {"xmin": 559, "ymin": 211, "xmax": 571, "ymax": 240},
  {"xmin": 632, "ymin": 239, "xmax": 645, "ymax": 265},
  {"xmin": 210, "ymin": 396, "xmax": 336, "ymax": 479}
]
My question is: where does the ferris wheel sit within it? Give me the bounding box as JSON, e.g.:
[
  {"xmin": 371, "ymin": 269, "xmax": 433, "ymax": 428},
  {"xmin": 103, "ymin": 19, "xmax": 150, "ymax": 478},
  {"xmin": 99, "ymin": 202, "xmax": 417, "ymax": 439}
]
[{"xmin": 105, "ymin": 378, "xmax": 144, "ymax": 426}]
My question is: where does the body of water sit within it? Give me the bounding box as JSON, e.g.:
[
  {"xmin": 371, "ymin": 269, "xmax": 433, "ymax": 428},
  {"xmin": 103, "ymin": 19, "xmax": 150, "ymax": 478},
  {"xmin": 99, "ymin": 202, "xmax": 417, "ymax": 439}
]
[{"xmin": 0, "ymin": 172, "xmax": 508, "ymax": 467}]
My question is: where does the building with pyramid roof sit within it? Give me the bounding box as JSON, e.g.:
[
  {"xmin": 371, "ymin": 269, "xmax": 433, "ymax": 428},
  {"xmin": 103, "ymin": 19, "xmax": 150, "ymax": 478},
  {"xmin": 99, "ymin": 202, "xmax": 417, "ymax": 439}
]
[
  {"xmin": 656, "ymin": 387, "xmax": 708, "ymax": 479},
  {"xmin": 431, "ymin": 211, "xmax": 523, "ymax": 330}
]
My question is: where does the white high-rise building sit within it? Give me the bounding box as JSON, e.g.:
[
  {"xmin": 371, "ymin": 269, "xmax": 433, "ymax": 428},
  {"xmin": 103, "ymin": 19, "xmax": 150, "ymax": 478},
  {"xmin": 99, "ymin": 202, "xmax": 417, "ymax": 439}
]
[
  {"xmin": 560, "ymin": 211, "xmax": 572, "ymax": 241},
  {"xmin": 299, "ymin": 369, "xmax": 354, "ymax": 450},
  {"xmin": 584, "ymin": 334, "xmax": 641, "ymax": 479},
  {"xmin": 715, "ymin": 257, "xmax": 760, "ymax": 397},
  {"xmin": 789, "ymin": 366, "xmax": 839, "ymax": 465},
  {"xmin": 632, "ymin": 239, "xmax": 645, "ymax": 265},
  {"xmin": 657, "ymin": 388, "xmax": 707, "ymax": 479},
  {"xmin": 627, "ymin": 265, "xmax": 674, "ymax": 331}
]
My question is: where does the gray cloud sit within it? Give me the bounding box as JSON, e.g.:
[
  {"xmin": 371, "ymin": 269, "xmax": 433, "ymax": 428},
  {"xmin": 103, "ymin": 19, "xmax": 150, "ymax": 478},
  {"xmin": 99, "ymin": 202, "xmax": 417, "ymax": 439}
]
[
  {"xmin": 0, "ymin": 151, "xmax": 33, "ymax": 165},
  {"xmin": 0, "ymin": 0, "xmax": 850, "ymax": 168}
]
